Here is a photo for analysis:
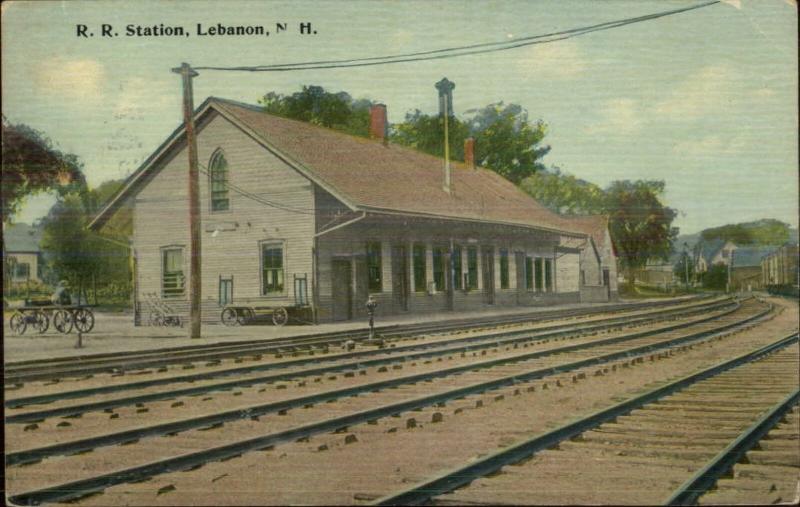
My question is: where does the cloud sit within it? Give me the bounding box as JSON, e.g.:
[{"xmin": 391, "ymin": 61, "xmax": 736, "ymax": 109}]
[
  {"xmin": 653, "ymin": 64, "xmax": 739, "ymax": 120},
  {"xmin": 113, "ymin": 77, "xmax": 172, "ymax": 119},
  {"xmin": 35, "ymin": 58, "xmax": 105, "ymax": 102},
  {"xmin": 515, "ymin": 39, "xmax": 587, "ymax": 80},
  {"xmin": 671, "ymin": 134, "xmax": 753, "ymax": 159},
  {"xmin": 584, "ymin": 98, "xmax": 642, "ymax": 135}
]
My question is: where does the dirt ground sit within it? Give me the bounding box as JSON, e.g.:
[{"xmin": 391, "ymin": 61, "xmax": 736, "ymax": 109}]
[
  {"xmin": 3, "ymin": 297, "xmax": 695, "ymax": 362},
  {"xmin": 45, "ymin": 297, "xmax": 797, "ymax": 506}
]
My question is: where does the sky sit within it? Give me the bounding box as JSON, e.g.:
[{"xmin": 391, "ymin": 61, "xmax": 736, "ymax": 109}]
[{"xmin": 2, "ymin": 0, "xmax": 797, "ymax": 235}]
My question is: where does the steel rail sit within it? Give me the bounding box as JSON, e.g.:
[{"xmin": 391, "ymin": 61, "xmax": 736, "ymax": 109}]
[
  {"xmin": 371, "ymin": 332, "xmax": 800, "ymax": 506},
  {"xmin": 6, "ymin": 296, "xmax": 707, "ymax": 368},
  {"xmin": 4, "ymin": 297, "xmax": 711, "ymax": 383},
  {"xmin": 7, "ymin": 314, "xmax": 786, "ymax": 506},
  {"xmin": 5, "ymin": 298, "xmax": 734, "ymax": 409},
  {"xmin": 5, "ymin": 301, "xmax": 751, "ymax": 424},
  {"xmin": 6, "ymin": 302, "xmax": 769, "ymax": 470},
  {"xmin": 4, "ymin": 296, "xmax": 712, "ymax": 382},
  {"xmin": 664, "ymin": 389, "xmax": 800, "ymax": 506}
]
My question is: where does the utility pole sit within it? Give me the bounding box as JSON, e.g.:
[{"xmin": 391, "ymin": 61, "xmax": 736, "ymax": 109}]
[
  {"xmin": 727, "ymin": 249, "xmax": 734, "ymax": 294},
  {"xmin": 683, "ymin": 242, "xmax": 689, "ymax": 291},
  {"xmin": 172, "ymin": 62, "xmax": 202, "ymax": 338}
]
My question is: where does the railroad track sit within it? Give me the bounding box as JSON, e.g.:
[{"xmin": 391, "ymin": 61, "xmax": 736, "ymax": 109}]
[
  {"xmin": 693, "ymin": 405, "xmax": 800, "ymax": 505},
  {"xmin": 5, "ymin": 299, "xmax": 778, "ymax": 504},
  {"xmin": 4, "ymin": 296, "xmax": 712, "ymax": 384},
  {"xmin": 4, "ymin": 296, "xmax": 737, "ymax": 412},
  {"xmin": 374, "ymin": 333, "xmax": 799, "ymax": 506}
]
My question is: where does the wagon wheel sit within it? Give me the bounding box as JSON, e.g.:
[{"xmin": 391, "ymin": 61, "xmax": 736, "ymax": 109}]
[
  {"xmin": 221, "ymin": 308, "xmax": 239, "ymax": 326},
  {"xmin": 9, "ymin": 312, "xmax": 26, "ymax": 335},
  {"xmin": 33, "ymin": 311, "xmax": 50, "ymax": 334},
  {"xmin": 272, "ymin": 307, "xmax": 289, "ymax": 326},
  {"xmin": 53, "ymin": 310, "xmax": 74, "ymax": 334},
  {"xmin": 73, "ymin": 308, "xmax": 95, "ymax": 333},
  {"xmin": 242, "ymin": 308, "xmax": 255, "ymax": 325}
]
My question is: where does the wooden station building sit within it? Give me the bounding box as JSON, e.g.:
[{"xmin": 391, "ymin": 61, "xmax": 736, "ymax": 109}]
[{"xmin": 90, "ymin": 98, "xmax": 617, "ymax": 324}]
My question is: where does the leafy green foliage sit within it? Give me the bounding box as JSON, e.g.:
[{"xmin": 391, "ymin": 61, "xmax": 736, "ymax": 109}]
[
  {"xmin": 40, "ymin": 180, "xmax": 131, "ymax": 303},
  {"xmin": 391, "ymin": 109, "xmax": 471, "ymax": 161},
  {"xmin": 259, "ymin": 86, "xmax": 552, "ymax": 185},
  {"xmin": 467, "ymin": 103, "xmax": 550, "ymax": 185},
  {"xmin": 1, "ymin": 117, "xmax": 87, "ymax": 222},
  {"xmin": 605, "ymin": 180, "xmax": 678, "ymax": 287},
  {"xmin": 392, "ymin": 102, "xmax": 550, "ymax": 184},
  {"xmin": 700, "ymin": 219, "xmax": 791, "ymax": 246},
  {"xmin": 701, "ymin": 262, "xmax": 728, "ymax": 290},
  {"xmin": 520, "ymin": 167, "xmax": 605, "ymax": 215},
  {"xmin": 259, "ymin": 86, "xmax": 377, "ymax": 138}
]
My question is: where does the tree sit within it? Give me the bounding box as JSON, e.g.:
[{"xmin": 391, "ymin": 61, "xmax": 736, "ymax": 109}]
[
  {"xmin": 701, "ymin": 262, "xmax": 728, "ymax": 290},
  {"xmin": 392, "ymin": 102, "xmax": 550, "ymax": 184},
  {"xmin": 391, "ymin": 109, "xmax": 471, "ymax": 162},
  {"xmin": 520, "ymin": 167, "xmax": 605, "ymax": 215},
  {"xmin": 259, "ymin": 86, "xmax": 377, "ymax": 138},
  {"xmin": 700, "ymin": 219, "xmax": 791, "ymax": 246},
  {"xmin": 258, "ymin": 87, "xmax": 551, "ymax": 185},
  {"xmin": 40, "ymin": 180, "xmax": 131, "ymax": 304},
  {"xmin": 467, "ymin": 103, "xmax": 550, "ymax": 184},
  {"xmin": 1, "ymin": 117, "xmax": 86, "ymax": 222},
  {"xmin": 605, "ymin": 180, "xmax": 678, "ymax": 289}
]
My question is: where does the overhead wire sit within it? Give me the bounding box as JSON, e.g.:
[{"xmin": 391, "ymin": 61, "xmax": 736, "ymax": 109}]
[
  {"xmin": 193, "ymin": 1, "xmax": 720, "ymax": 72},
  {"xmin": 184, "ymin": 1, "xmax": 722, "ymax": 215},
  {"xmin": 198, "ymin": 163, "xmax": 316, "ymax": 214}
]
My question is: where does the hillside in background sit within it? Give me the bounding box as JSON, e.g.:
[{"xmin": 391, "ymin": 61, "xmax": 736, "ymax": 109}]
[{"xmin": 675, "ymin": 219, "xmax": 797, "ymax": 259}]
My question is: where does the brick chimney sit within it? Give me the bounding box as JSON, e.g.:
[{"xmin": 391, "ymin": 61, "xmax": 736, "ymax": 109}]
[
  {"xmin": 464, "ymin": 137, "xmax": 476, "ymax": 169},
  {"xmin": 369, "ymin": 104, "xmax": 388, "ymax": 144}
]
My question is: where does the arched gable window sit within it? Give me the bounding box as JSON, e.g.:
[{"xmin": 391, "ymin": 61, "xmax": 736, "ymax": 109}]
[{"xmin": 209, "ymin": 150, "xmax": 230, "ymax": 212}]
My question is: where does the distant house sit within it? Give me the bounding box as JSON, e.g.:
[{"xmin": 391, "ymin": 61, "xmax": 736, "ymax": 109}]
[
  {"xmin": 729, "ymin": 246, "xmax": 773, "ymax": 291},
  {"xmin": 693, "ymin": 239, "xmax": 737, "ymax": 274},
  {"xmin": 89, "ymin": 97, "xmax": 617, "ymax": 324},
  {"xmin": 3, "ymin": 223, "xmax": 44, "ymax": 283},
  {"xmin": 637, "ymin": 258, "xmax": 677, "ymax": 288}
]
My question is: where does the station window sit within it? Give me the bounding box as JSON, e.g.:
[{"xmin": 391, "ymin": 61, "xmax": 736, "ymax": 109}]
[
  {"xmin": 525, "ymin": 256, "xmax": 534, "ymax": 290},
  {"xmin": 209, "ymin": 151, "xmax": 230, "ymax": 212},
  {"xmin": 467, "ymin": 247, "xmax": 478, "ymax": 290},
  {"xmin": 14, "ymin": 262, "xmax": 30, "ymax": 279},
  {"xmin": 413, "ymin": 243, "xmax": 426, "ymax": 292},
  {"xmin": 452, "ymin": 246, "xmax": 463, "ymax": 290},
  {"xmin": 366, "ymin": 241, "xmax": 382, "ymax": 292},
  {"xmin": 162, "ymin": 247, "xmax": 185, "ymax": 298},
  {"xmin": 433, "ymin": 247, "xmax": 446, "ymax": 292},
  {"xmin": 535, "ymin": 258, "xmax": 544, "ymax": 292},
  {"xmin": 261, "ymin": 242, "xmax": 284, "ymax": 295},
  {"xmin": 499, "ymin": 249, "xmax": 509, "ymax": 289},
  {"xmin": 544, "ymin": 258, "xmax": 553, "ymax": 292},
  {"xmin": 219, "ymin": 277, "xmax": 233, "ymax": 305}
]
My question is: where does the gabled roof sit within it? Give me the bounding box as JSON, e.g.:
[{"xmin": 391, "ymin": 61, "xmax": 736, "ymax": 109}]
[
  {"xmin": 90, "ymin": 97, "xmax": 583, "ymax": 237},
  {"xmin": 563, "ymin": 215, "xmax": 608, "ymax": 249},
  {"xmin": 3, "ymin": 223, "xmax": 42, "ymax": 253},
  {"xmin": 733, "ymin": 246, "xmax": 775, "ymax": 267},
  {"xmin": 695, "ymin": 238, "xmax": 727, "ymax": 264}
]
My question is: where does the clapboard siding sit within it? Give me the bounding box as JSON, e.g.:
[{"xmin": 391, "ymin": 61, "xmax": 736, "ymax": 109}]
[
  {"xmin": 134, "ymin": 112, "xmax": 314, "ymax": 321},
  {"xmin": 557, "ymin": 251, "xmax": 580, "ymax": 293},
  {"xmin": 130, "ymin": 110, "xmax": 604, "ymax": 326}
]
